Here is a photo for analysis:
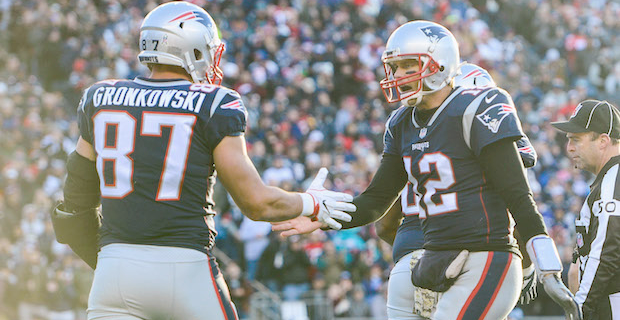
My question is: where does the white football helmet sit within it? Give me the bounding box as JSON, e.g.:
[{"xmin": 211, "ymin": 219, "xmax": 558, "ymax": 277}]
[
  {"xmin": 380, "ymin": 21, "xmax": 460, "ymax": 106},
  {"xmin": 138, "ymin": 2, "xmax": 225, "ymax": 84},
  {"xmin": 454, "ymin": 63, "xmax": 496, "ymax": 88}
]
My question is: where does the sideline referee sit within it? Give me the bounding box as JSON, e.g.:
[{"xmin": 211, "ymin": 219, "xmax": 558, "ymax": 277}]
[{"xmin": 552, "ymin": 99, "xmax": 620, "ymax": 319}]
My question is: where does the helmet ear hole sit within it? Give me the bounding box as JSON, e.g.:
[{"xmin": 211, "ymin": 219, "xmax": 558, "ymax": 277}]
[
  {"xmin": 179, "ymin": 22, "xmax": 184, "ymax": 28},
  {"xmin": 194, "ymin": 49, "xmax": 202, "ymax": 60}
]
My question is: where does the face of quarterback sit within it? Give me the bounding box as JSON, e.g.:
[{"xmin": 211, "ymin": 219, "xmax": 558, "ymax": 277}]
[
  {"xmin": 566, "ymin": 132, "xmax": 601, "ymax": 173},
  {"xmin": 388, "ymin": 58, "xmax": 422, "ymax": 95}
]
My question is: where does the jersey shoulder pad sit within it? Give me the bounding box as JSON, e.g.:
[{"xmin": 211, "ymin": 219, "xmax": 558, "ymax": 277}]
[
  {"xmin": 472, "ymin": 89, "xmax": 517, "ymax": 133},
  {"xmin": 475, "ymin": 87, "xmax": 514, "ymax": 112},
  {"xmin": 386, "ymin": 105, "xmax": 413, "ymax": 128},
  {"xmin": 208, "ymin": 87, "xmax": 247, "ymax": 118},
  {"xmin": 384, "ymin": 106, "xmax": 412, "ymax": 140}
]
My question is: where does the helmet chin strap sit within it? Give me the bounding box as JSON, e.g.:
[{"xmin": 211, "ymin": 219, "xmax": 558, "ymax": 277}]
[
  {"xmin": 405, "ymin": 81, "xmax": 440, "ymax": 107},
  {"xmin": 406, "ymin": 95, "xmax": 423, "ymax": 106}
]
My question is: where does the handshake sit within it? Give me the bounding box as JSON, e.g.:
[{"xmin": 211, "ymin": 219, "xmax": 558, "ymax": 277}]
[{"xmin": 297, "ymin": 168, "xmax": 356, "ymax": 230}]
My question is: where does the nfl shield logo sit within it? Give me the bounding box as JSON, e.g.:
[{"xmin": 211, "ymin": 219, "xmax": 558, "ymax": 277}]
[{"xmin": 419, "ymin": 128, "xmax": 427, "ymax": 138}]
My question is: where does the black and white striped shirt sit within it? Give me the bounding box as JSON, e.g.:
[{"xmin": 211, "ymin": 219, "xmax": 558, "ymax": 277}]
[{"xmin": 575, "ymin": 155, "xmax": 620, "ymax": 311}]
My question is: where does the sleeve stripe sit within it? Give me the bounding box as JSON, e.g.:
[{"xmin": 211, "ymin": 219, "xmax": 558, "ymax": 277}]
[
  {"xmin": 462, "ymin": 93, "xmax": 486, "ymax": 150},
  {"xmin": 384, "ymin": 111, "xmax": 396, "ymax": 140},
  {"xmin": 209, "ymin": 89, "xmax": 231, "ymax": 117}
]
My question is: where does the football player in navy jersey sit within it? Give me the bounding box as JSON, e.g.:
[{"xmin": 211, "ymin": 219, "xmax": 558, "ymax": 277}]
[
  {"xmin": 273, "ymin": 21, "xmax": 581, "ymax": 319},
  {"xmin": 373, "ymin": 63, "xmax": 538, "ymax": 319},
  {"xmin": 52, "ymin": 2, "xmax": 354, "ymax": 320}
]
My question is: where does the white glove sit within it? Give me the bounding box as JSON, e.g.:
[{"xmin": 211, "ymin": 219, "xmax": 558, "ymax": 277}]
[
  {"xmin": 520, "ymin": 265, "xmax": 538, "ymax": 304},
  {"xmin": 299, "ymin": 168, "xmax": 355, "ymax": 230}
]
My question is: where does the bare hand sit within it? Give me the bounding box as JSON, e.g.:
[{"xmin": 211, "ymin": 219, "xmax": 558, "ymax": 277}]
[{"xmin": 271, "ymin": 216, "xmax": 324, "ymax": 237}]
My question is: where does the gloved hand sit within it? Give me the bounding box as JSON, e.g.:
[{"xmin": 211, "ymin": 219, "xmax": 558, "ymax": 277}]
[
  {"xmin": 527, "ymin": 234, "xmax": 582, "ymax": 320},
  {"xmin": 520, "ymin": 265, "xmax": 538, "ymax": 304},
  {"xmin": 299, "ymin": 168, "xmax": 355, "ymax": 230}
]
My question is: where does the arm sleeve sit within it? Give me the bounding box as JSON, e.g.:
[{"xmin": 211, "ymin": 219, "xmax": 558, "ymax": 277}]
[
  {"xmin": 64, "ymin": 151, "xmax": 100, "ymax": 212},
  {"xmin": 478, "ymin": 138, "xmax": 547, "ymax": 241},
  {"xmin": 341, "ymin": 153, "xmax": 408, "ymax": 229},
  {"xmin": 576, "ymin": 172, "xmax": 620, "ymax": 310}
]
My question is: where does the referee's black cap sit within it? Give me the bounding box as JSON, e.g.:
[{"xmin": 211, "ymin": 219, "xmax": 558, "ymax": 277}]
[{"xmin": 552, "ymin": 100, "xmax": 620, "ymax": 139}]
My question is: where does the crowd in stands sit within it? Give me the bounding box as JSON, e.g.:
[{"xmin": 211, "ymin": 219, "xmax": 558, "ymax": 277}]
[{"xmin": 1, "ymin": 0, "xmax": 619, "ymax": 319}]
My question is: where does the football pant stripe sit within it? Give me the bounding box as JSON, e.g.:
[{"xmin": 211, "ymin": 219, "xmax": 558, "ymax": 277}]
[
  {"xmin": 480, "ymin": 252, "xmax": 512, "ymax": 319},
  {"xmin": 458, "ymin": 251, "xmax": 511, "ymax": 320},
  {"xmin": 208, "ymin": 256, "xmax": 239, "ymax": 320}
]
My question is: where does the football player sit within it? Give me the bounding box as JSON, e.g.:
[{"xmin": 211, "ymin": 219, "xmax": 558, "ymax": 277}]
[
  {"xmin": 273, "ymin": 21, "xmax": 580, "ymax": 320},
  {"xmin": 52, "ymin": 2, "xmax": 354, "ymax": 320},
  {"xmin": 373, "ymin": 63, "xmax": 539, "ymax": 319}
]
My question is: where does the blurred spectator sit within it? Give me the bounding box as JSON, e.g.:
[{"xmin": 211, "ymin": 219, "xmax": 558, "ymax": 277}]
[
  {"xmin": 224, "ymin": 263, "xmax": 252, "ymax": 319},
  {"xmin": 238, "ymin": 216, "xmax": 272, "ymax": 281},
  {"xmin": 278, "ymin": 236, "xmax": 311, "ymax": 301}
]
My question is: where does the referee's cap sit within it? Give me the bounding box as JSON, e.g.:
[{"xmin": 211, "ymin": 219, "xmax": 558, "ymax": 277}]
[{"xmin": 551, "ymin": 99, "xmax": 620, "ymax": 139}]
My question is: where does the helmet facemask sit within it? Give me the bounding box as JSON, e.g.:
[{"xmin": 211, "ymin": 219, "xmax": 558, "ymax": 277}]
[
  {"xmin": 380, "ymin": 54, "xmax": 440, "ymax": 106},
  {"xmin": 207, "ymin": 42, "xmax": 225, "ymax": 85}
]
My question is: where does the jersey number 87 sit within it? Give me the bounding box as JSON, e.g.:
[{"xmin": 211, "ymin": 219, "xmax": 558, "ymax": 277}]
[{"xmin": 92, "ymin": 110, "xmax": 196, "ymax": 200}]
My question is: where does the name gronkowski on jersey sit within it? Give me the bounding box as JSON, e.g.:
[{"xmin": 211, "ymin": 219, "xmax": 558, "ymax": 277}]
[
  {"xmin": 384, "ymin": 86, "xmax": 523, "ymax": 254},
  {"xmin": 77, "ymin": 77, "xmax": 247, "ymax": 253}
]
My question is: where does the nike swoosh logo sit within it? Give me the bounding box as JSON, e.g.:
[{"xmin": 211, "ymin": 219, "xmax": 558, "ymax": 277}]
[{"xmin": 485, "ymin": 93, "xmax": 498, "ymax": 104}]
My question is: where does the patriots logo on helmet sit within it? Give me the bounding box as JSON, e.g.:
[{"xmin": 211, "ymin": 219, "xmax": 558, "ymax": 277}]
[
  {"xmin": 169, "ymin": 11, "xmax": 214, "ymax": 28},
  {"xmin": 476, "ymin": 103, "xmax": 515, "ymax": 133},
  {"xmin": 419, "ymin": 26, "xmax": 448, "ymax": 43},
  {"xmin": 462, "ymin": 69, "xmax": 483, "ymax": 80}
]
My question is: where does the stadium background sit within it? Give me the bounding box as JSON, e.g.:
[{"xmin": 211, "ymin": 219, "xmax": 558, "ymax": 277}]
[{"xmin": 0, "ymin": 0, "xmax": 619, "ymax": 319}]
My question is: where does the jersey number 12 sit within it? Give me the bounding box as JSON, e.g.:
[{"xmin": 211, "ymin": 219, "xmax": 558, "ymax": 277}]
[{"xmin": 403, "ymin": 152, "xmax": 458, "ymax": 218}]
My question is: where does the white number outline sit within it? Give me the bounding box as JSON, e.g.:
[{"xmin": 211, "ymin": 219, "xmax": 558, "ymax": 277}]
[
  {"xmin": 141, "ymin": 112, "xmax": 196, "ymax": 201},
  {"xmin": 400, "ymin": 182, "xmax": 420, "ymax": 216},
  {"xmin": 93, "ymin": 110, "xmax": 136, "ymax": 198},
  {"xmin": 92, "ymin": 110, "xmax": 196, "ymax": 200},
  {"xmin": 189, "ymin": 83, "xmax": 218, "ymax": 93},
  {"xmin": 404, "ymin": 152, "xmax": 458, "ymax": 218}
]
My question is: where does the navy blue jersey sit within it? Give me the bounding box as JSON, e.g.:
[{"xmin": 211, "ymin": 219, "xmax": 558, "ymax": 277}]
[
  {"xmin": 384, "ymin": 86, "xmax": 522, "ymax": 254},
  {"xmin": 77, "ymin": 77, "xmax": 247, "ymax": 253}
]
